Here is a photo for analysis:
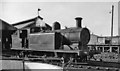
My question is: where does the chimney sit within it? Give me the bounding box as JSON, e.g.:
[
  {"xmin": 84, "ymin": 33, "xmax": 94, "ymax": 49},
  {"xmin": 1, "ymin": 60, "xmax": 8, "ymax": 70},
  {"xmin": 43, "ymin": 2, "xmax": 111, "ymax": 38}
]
[{"xmin": 75, "ymin": 17, "xmax": 82, "ymax": 28}]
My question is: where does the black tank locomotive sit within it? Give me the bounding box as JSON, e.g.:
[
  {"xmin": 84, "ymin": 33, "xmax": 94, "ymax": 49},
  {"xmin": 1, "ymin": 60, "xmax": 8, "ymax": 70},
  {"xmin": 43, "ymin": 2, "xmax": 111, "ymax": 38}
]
[
  {"xmin": 13, "ymin": 17, "xmax": 90, "ymax": 50},
  {"xmin": 10, "ymin": 17, "xmax": 90, "ymax": 62}
]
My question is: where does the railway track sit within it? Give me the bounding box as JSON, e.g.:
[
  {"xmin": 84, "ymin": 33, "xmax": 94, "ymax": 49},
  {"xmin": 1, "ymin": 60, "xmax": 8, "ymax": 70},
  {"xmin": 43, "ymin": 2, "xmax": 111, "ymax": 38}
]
[
  {"xmin": 2, "ymin": 56, "xmax": 120, "ymax": 71},
  {"xmin": 63, "ymin": 61, "xmax": 120, "ymax": 71}
]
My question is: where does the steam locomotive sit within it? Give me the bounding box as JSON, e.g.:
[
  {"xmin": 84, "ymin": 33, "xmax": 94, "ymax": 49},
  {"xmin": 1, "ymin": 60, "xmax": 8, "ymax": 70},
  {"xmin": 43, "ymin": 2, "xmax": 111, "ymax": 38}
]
[{"xmin": 3, "ymin": 17, "xmax": 91, "ymax": 62}]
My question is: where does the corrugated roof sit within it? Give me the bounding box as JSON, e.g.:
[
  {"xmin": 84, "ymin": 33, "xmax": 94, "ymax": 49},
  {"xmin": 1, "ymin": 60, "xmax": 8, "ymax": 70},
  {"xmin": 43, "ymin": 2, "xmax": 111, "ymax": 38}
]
[
  {"xmin": 0, "ymin": 19, "xmax": 17, "ymax": 30},
  {"xmin": 11, "ymin": 16, "xmax": 52, "ymax": 30},
  {"xmin": 12, "ymin": 16, "xmax": 43, "ymax": 26}
]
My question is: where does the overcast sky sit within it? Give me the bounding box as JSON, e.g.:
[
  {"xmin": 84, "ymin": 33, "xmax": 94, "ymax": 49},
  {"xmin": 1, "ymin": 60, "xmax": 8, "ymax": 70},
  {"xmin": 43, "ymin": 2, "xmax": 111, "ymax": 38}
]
[{"xmin": 0, "ymin": 0, "xmax": 119, "ymax": 36}]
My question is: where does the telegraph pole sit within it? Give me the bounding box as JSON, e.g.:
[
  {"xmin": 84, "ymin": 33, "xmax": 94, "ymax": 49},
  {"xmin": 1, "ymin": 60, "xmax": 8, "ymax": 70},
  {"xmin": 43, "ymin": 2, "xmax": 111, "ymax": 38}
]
[{"xmin": 111, "ymin": 5, "xmax": 114, "ymax": 44}]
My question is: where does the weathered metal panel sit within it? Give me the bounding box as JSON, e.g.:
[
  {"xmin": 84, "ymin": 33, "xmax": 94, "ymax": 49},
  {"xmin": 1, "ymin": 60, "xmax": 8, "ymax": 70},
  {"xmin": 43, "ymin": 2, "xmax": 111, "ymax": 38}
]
[{"xmin": 29, "ymin": 33, "xmax": 55, "ymax": 50}]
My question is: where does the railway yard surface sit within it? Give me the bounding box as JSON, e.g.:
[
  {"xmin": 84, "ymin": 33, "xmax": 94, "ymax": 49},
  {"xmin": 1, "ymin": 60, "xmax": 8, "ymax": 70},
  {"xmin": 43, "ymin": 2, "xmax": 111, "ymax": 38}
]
[{"xmin": 1, "ymin": 52, "xmax": 120, "ymax": 71}]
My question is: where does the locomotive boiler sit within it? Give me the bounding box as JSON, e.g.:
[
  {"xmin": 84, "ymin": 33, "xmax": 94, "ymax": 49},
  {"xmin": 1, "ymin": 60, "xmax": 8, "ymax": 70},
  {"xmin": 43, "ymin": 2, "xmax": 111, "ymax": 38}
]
[
  {"xmin": 51, "ymin": 17, "xmax": 90, "ymax": 50},
  {"xmin": 59, "ymin": 17, "xmax": 90, "ymax": 46}
]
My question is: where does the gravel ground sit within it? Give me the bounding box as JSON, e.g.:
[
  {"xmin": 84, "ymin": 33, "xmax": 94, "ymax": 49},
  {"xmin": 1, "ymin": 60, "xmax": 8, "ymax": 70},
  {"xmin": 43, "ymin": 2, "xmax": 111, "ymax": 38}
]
[{"xmin": 93, "ymin": 52, "xmax": 119, "ymax": 62}]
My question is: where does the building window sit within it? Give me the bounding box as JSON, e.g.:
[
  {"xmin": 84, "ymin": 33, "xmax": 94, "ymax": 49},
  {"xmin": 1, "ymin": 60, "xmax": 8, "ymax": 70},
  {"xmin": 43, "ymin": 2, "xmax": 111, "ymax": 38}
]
[
  {"xmin": 98, "ymin": 47, "xmax": 103, "ymax": 52},
  {"xmin": 112, "ymin": 47, "xmax": 118, "ymax": 53},
  {"xmin": 105, "ymin": 39, "xmax": 111, "ymax": 44},
  {"xmin": 104, "ymin": 47, "xmax": 110, "ymax": 52}
]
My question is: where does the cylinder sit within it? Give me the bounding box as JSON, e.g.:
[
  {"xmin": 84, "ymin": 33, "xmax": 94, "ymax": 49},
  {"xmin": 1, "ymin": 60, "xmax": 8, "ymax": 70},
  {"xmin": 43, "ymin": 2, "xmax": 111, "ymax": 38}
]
[
  {"xmin": 75, "ymin": 17, "xmax": 82, "ymax": 28},
  {"xmin": 52, "ymin": 21, "xmax": 61, "ymax": 30}
]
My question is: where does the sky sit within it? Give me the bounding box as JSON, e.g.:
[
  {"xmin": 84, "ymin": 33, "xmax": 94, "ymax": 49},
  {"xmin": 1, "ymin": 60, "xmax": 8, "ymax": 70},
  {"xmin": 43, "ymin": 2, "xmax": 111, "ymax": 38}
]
[{"xmin": 0, "ymin": 0, "xmax": 119, "ymax": 36}]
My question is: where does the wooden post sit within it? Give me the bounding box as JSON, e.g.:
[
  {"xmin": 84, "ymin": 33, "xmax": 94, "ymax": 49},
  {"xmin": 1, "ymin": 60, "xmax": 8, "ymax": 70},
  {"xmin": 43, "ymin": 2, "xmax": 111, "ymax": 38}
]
[
  {"xmin": 103, "ymin": 47, "xmax": 104, "ymax": 52},
  {"xmin": 110, "ymin": 46, "xmax": 112, "ymax": 52},
  {"xmin": 111, "ymin": 5, "xmax": 114, "ymax": 44}
]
